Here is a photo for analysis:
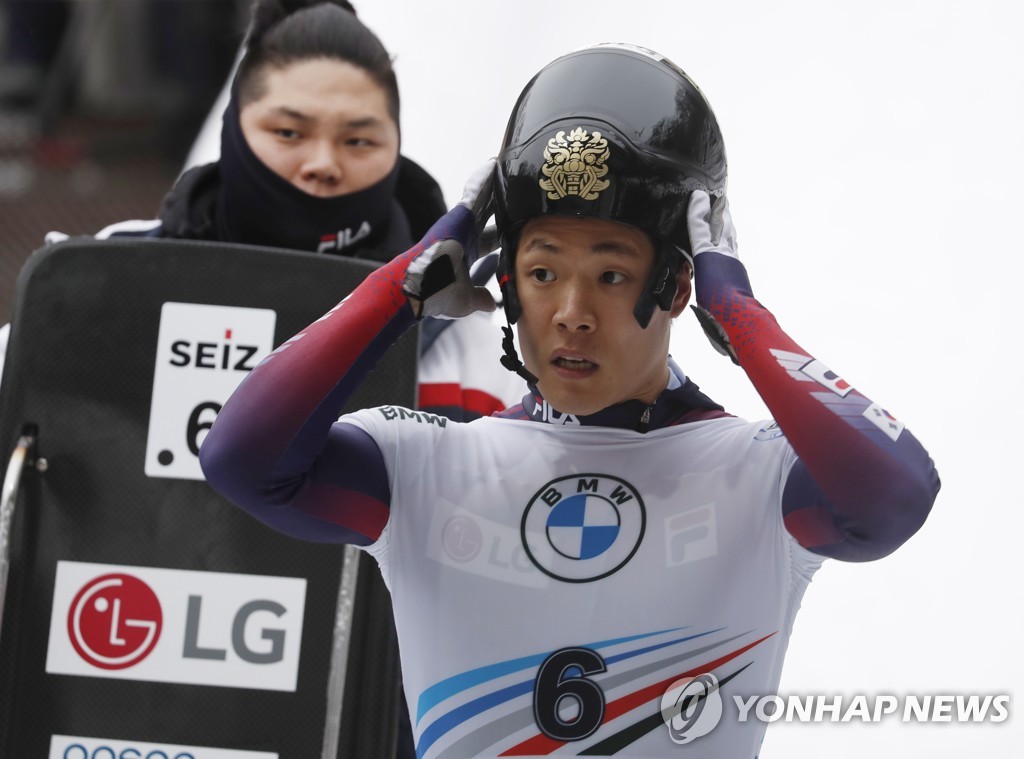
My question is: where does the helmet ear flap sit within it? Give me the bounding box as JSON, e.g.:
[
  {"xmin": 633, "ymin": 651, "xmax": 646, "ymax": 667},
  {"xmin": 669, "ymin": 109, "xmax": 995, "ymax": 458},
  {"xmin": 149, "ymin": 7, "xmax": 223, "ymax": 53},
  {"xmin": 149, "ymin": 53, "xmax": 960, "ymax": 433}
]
[{"xmin": 633, "ymin": 243, "xmax": 682, "ymax": 328}]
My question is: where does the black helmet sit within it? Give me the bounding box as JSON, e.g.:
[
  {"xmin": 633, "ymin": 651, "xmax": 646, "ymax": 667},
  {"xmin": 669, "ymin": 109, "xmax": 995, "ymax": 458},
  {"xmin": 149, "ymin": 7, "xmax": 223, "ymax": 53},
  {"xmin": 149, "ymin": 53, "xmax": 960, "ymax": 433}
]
[{"xmin": 495, "ymin": 43, "xmax": 728, "ymax": 327}]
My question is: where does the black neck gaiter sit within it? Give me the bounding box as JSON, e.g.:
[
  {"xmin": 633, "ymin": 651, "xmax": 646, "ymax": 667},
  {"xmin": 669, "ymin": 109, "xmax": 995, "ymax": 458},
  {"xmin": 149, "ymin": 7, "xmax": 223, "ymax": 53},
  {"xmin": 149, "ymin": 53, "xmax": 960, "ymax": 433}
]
[{"xmin": 216, "ymin": 95, "xmax": 400, "ymax": 254}]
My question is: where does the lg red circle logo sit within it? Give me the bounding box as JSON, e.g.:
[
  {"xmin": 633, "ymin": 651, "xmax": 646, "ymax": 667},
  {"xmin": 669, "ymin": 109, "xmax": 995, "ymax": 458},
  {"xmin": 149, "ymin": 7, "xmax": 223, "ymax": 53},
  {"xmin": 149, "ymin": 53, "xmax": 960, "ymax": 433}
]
[{"xmin": 67, "ymin": 574, "xmax": 163, "ymax": 670}]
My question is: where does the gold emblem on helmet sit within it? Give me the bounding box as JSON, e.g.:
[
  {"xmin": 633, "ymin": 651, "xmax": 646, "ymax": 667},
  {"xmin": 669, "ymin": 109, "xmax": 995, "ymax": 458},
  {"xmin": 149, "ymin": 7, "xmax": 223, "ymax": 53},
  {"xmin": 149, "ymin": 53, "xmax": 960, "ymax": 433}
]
[{"xmin": 540, "ymin": 127, "xmax": 611, "ymax": 200}]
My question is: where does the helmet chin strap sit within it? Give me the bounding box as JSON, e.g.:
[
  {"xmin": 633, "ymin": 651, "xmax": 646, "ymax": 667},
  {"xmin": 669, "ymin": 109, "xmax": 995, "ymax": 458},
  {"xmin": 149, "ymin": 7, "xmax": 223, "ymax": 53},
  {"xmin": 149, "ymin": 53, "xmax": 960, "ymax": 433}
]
[
  {"xmin": 497, "ymin": 236, "xmax": 537, "ymax": 383},
  {"xmin": 500, "ymin": 322, "xmax": 539, "ymax": 385}
]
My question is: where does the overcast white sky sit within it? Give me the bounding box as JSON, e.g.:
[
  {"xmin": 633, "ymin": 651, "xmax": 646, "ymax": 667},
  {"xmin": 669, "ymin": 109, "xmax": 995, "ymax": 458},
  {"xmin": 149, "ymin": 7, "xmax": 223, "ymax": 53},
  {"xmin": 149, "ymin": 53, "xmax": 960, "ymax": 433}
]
[{"xmin": 349, "ymin": 1, "xmax": 1022, "ymax": 756}]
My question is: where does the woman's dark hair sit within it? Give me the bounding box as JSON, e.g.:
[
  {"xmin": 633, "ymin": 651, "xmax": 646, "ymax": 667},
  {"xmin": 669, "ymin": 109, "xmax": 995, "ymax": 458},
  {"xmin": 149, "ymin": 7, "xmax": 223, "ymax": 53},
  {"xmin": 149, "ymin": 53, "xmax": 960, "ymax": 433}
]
[{"xmin": 235, "ymin": 0, "xmax": 399, "ymax": 125}]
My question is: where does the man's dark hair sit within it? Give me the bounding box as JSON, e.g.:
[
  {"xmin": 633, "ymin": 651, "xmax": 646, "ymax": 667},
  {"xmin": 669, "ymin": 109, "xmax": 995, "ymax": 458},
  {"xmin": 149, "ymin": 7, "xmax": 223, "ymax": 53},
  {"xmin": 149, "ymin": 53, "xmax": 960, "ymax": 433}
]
[{"xmin": 235, "ymin": 0, "xmax": 399, "ymax": 125}]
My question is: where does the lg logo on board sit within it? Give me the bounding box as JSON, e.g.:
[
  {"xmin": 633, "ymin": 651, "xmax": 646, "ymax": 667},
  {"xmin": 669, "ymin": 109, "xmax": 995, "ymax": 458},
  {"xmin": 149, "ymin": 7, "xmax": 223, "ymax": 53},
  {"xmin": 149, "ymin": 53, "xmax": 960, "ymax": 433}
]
[
  {"xmin": 67, "ymin": 573, "xmax": 163, "ymax": 670},
  {"xmin": 47, "ymin": 561, "xmax": 306, "ymax": 691}
]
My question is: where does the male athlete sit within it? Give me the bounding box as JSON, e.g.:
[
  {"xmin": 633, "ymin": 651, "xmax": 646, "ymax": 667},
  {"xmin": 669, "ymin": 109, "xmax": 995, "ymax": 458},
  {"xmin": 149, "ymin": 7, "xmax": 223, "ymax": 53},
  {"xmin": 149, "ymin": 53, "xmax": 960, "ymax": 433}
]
[{"xmin": 201, "ymin": 44, "xmax": 939, "ymax": 758}]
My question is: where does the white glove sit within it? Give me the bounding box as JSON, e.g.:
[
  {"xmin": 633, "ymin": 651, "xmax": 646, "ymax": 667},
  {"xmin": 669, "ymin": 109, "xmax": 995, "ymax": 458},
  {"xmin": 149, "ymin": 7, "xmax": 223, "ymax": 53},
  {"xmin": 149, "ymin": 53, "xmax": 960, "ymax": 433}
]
[
  {"xmin": 403, "ymin": 160, "xmax": 499, "ymax": 319},
  {"xmin": 688, "ymin": 190, "xmax": 738, "ymax": 260},
  {"xmin": 688, "ymin": 190, "xmax": 741, "ymax": 363}
]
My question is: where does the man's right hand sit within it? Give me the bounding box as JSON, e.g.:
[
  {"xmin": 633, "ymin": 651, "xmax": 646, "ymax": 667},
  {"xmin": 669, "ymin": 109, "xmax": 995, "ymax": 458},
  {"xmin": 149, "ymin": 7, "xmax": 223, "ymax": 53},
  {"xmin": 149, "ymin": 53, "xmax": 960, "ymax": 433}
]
[{"xmin": 403, "ymin": 160, "xmax": 498, "ymax": 319}]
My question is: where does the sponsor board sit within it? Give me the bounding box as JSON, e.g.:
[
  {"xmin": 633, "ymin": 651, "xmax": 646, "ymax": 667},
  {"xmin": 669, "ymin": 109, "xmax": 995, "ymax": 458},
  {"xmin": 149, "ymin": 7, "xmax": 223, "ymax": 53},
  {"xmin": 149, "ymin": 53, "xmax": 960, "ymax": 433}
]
[
  {"xmin": 50, "ymin": 734, "xmax": 278, "ymax": 759},
  {"xmin": 46, "ymin": 561, "xmax": 305, "ymax": 691},
  {"xmin": 145, "ymin": 302, "xmax": 276, "ymax": 481}
]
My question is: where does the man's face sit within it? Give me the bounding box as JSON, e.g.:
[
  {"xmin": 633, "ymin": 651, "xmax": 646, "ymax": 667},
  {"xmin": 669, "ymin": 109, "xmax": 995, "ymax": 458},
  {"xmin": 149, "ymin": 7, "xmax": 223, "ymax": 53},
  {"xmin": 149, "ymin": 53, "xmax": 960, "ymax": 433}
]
[
  {"xmin": 240, "ymin": 59, "xmax": 399, "ymax": 198},
  {"xmin": 514, "ymin": 216, "xmax": 691, "ymax": 416}
]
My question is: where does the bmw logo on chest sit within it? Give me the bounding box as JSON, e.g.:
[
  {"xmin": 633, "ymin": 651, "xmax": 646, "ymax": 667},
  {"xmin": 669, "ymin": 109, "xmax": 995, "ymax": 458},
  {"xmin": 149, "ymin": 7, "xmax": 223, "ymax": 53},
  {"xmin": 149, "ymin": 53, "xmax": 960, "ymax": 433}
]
[{"xmin": 520, "ymin": 474, "xmax": 646, "ymax": 582}]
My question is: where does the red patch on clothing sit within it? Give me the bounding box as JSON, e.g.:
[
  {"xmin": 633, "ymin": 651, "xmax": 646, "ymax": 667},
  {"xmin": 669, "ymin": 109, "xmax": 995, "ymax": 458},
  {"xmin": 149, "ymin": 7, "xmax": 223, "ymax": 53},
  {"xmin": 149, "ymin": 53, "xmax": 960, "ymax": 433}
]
[{"xmin": 419, "ymin": 382, "xmax": 506, "ymax": 417}]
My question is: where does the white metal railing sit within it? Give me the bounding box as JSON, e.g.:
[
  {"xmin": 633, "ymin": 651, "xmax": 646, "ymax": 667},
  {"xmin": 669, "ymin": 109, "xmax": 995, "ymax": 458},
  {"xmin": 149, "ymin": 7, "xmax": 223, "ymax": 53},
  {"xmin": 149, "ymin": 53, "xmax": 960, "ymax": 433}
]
[{"xmin": 0, "ymin": 429, "xmax": 37, "ymax": 637}]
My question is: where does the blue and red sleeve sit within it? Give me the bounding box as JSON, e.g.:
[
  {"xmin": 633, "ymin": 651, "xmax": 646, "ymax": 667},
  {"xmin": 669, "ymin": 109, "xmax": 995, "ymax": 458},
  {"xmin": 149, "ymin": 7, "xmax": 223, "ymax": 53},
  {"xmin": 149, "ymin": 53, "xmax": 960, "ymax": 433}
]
[
  {"xmin": 694, "ymin": 252, "xmax": 940, "ymax": 561},
  {"xmin": 199, "ymin": 207, "xmax": 476, "ymax": 545}
]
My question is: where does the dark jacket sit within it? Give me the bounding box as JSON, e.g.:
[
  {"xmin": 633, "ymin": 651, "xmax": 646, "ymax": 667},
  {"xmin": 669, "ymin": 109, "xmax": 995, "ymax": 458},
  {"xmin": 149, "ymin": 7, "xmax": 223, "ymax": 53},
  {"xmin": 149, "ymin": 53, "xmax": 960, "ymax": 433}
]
[{"xmin": 104, "ymin": 155, "xmax": 446, "ymax": 263}]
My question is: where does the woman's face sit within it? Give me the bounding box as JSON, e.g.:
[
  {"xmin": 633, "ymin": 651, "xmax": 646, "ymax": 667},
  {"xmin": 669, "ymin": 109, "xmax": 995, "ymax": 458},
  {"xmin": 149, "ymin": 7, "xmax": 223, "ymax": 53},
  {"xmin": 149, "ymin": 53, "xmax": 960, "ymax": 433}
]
[{"xmin": 240, "ymin": 58, "xmax": 399, "ymax": 198}]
